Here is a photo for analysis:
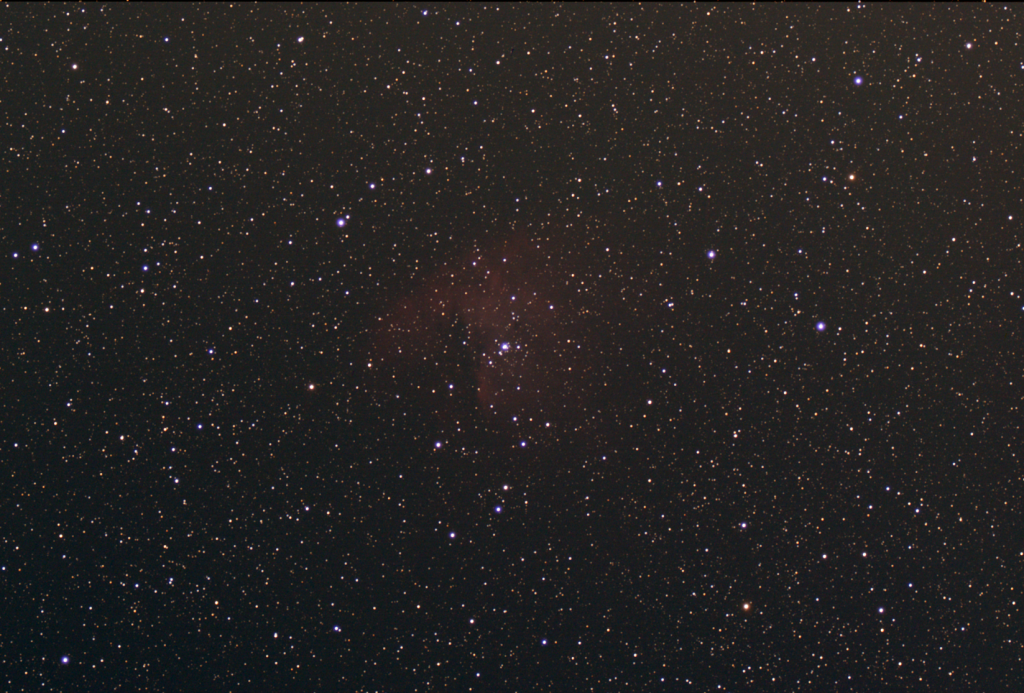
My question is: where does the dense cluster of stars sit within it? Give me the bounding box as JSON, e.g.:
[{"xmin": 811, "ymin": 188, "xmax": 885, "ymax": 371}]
[{"xmin": 3, "ymin": 4, "xmax": 1023, "ymax": 692}]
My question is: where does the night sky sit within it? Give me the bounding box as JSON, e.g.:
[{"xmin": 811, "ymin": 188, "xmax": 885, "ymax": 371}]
[{"xmin": 4, "ymin": 4, "xmax": 1023, "ymax": 691}]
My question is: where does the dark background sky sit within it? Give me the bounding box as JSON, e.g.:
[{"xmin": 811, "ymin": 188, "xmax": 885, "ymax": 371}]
[{"xmin": 3, "ymin": 4, "xmax": 1023, "ymax": 691}]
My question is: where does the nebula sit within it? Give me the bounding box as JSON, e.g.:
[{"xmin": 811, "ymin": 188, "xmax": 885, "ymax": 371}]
[{"xmin": 367, "ymin": 226, "xmax": 643, "ymax": 443}]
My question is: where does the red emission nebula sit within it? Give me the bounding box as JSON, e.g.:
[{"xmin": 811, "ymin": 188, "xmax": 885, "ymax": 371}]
[{"xmin": 368, "ymin": 227, "xmax": 651, "ymax": 443}]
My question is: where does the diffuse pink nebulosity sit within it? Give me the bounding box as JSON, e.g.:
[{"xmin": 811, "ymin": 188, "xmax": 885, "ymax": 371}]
[{"xmin": 368, "ymin": 225, "xmax": 650, "ymax": 443}]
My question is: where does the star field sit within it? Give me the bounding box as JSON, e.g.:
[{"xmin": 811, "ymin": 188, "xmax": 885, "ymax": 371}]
[{"xmin": 3, "ymin": 4, "xmax": 1024, "ymax": 691}]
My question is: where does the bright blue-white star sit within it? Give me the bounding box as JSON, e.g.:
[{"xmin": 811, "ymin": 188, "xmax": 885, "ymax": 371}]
[
  {"xmin": 816, "ymin": 321, "xmax": 827, "ymax": 332},
  {"xmin": 707, "ymin": 250, "xmax": 716, "ymax": 259},
  {"xmin": 336, "ymin": 217, "xmax": 347, "ymax": 228},
  {"xmin": 853, "ymin": 75, "xmax": 863, "ymax": 85}
]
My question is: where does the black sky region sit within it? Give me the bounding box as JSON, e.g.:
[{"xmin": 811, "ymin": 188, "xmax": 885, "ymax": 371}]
[{"xmin": 3, "ymin": 4, "xmax": 1024, "ymax": 691}]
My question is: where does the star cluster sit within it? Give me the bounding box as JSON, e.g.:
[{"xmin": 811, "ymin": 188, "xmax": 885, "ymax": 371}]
[{"xmin": 2, "ymin": 4, "xmax": 1023, "ymax": 691}]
